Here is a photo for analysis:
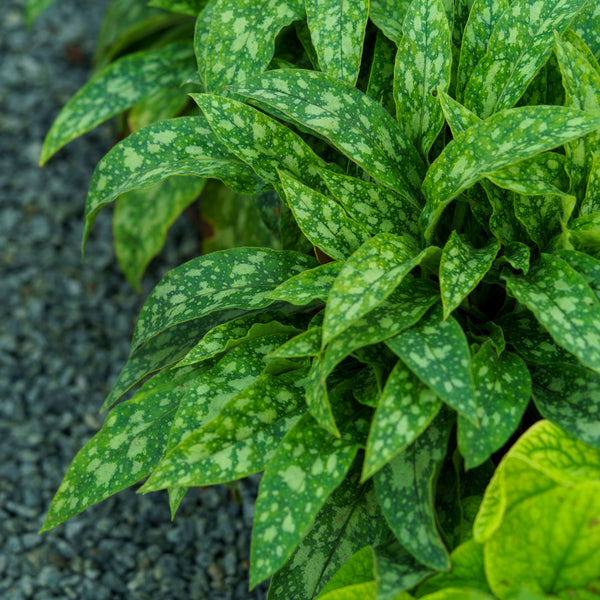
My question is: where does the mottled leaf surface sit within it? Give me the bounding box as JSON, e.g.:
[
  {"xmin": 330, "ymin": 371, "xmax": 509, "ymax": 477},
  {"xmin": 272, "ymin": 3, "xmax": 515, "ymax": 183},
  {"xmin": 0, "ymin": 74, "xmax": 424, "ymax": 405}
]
[
  {"xmin": 386, "ymin": 306, "xmax": 477, "ymax": 424},
  {"xmin": 268, "ymin": 328, "xmax": 322, "ymax": 359},
  {"xmin": 394, "ymin": 0, "xmax": 452, "ymax": 157},
  {"xmin": 374, "ymin": 408, "xmax": 454, "ymax": 570},
  {"xmin": 580, "ymin": 152, "xmax": 600, "ymax": 217},
  {"xmin": 502, "ymin": 253, "xmax": 600, "ymax": 374},
  {"xmin": 41, "ymin": 42, "xmax": 196, "ymax": 164},
  {"xmin": 131, "ymin": 247, "xmax": 317, "ymax": 350},
  {"xmin": 366, "ymin": 32, "xmax": 398, "ymax": 117},
  {"xmin": 499, "ymin": 242, "xmax": 531, "ymax": 275},
  {"xmin": 553, "ymin": 248, "xmax": 600, "ymax": 297},
  {"xmin": 234, "ymin": 69, "xmax": 425, "ymax": 203},
  {"xmin": 458, "ymin": 342, "xmax": 531, "ymax": 470},
  {"xmin": 463, "ymin": 0, "xmax": 589, "ymax": 117},
  {"xmin": 571, "ymin": 1, "xmax": 600, "ymax": 57},
  {"xmin": 439, "ymin": 232, "xmax": 500, "ymax": 319}
]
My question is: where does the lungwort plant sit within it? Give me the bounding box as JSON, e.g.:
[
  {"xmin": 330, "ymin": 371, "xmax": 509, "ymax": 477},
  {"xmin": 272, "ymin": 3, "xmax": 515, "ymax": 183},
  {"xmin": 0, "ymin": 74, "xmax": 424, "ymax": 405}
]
[{"xmin": 39, "ymin": 0, "xmax": 600, "ymax": 598}]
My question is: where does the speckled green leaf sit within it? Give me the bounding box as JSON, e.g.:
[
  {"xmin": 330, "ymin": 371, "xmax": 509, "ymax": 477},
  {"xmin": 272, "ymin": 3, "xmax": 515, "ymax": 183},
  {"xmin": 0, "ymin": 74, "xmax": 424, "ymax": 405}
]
[
  {"xmin": 140, "ymin": 369, "xmax": 308, "ymax": 491},
  {"xmin": 483, "ymin": 183, "xmax": 529, "ymax": 246},
  {"xmin": 458, "ymin": 342, "xmax": 531, "ymax": 470},
  {"xmin": 439, "ymin": 232, "xmax": 500, "ymax": 319},
  {"xmin": 502, "ymin": 253, "xmax": 600, "ymax": 374},
  {"xmin": 278, "ymin": 171, "xmax": 370, "ymax": 262},
  {"xmin": 363, "ymin": 360, "xmax": 442, "ymax": 481},
  {"xmin": 83, "ymin": 116, "xmax": 263, "ymax": 250},
  {"xmin": 553, "ymin": 248, "xmax": 600, "ymax": 297},
  {"xmin": 318, "ymin": 169, "xmax": 420, "ymax": 240},
  {"xmin": 571, "ymin": 2, "xmax": 600, "ymax": 57},
  {"xmin": 369, "ymin": 0, "xmax": 410, "ymax": 43},
  {"xmin": 192, "ymin": 93, "xmax": 328, "ymax": 190},
  {"xmin": 199, "ymin": 0, "xmax": 304, "ymax": 95},
  {"xmin": 40, "ymin": 361, "xmax": 212, "ymax": 532},
  {"xmin": 234, "ymin": 69, "xmax": 426, "ymax": 203},
  {"xmin": 250, "ymin": 408, "xmax": 364, "ymax": 588},
  {"xmin": 420, "ymin": 106, "xmax": 600, "ymax": 240},
  {"xmin": 566, "ymin": 212, "xmax": 600, "ymax": 257},
  {"xmin": 267, "ymin": 466, "xmax": 388, "ymax": 600},
  {"xmin": 531, "ymin": 362, "xmax": 600, "ymax": 449},
  {"xmin": 499, "ymin": 242, "xmax": 531, "ymax": 275},
  {"xmin": 25, "ymin": 0, "xmax": 56, "ymax": 24},
  {"xmin": 374, "ymin": 408, "xmax": 454, "ymax": 570},
  {"xmin": 40, "ymin": 42, "xmax": 196, "ymax": 164},
  {"xmin": 386, "ymin": 305, "xmax": 477, "ymax": 424},
  {"xmin": 268, "ymin": 328, "xmax": 322, "ymax": 359},
  {"xmin": 305, "ymin": 0, "xmax": 368, "ymax": 84},
  {"xmin": 267, "ymin": 261, "xmax": 342, "ymax": 307},
  {"xmin": 131, "ymin": 247, "xmax": 317, "ymax": 350},
  {"xmin": 126, "ymin": 85, "xmax": 191, "ymax": 133},
  {"xmin": 463, "ymin": 0, "xmax": 589, "ymax": 118},
  {"xmin": 323, "ymin": 234, "xmax": 436, "ymax": 345},
  {"xmin": 394, "ymin": 0, "xmax": 452, "ymax": 157},
  {"xmin": 580, "ymin": 152, "xmax": 600, "ymax": 217},
  {"xmin": 304, "ymin": 358, "xmax": 339, "ymax": 437},
  {"xmin": 114, "ymin": 176, "xmax": 205, "ymax": 291},
  {"xmin": 148, "ymin": 0, "xmax": 207, "ymax": 15},
  {"xmin": 456, "ymin": 0, "xmax": 510, "ymax": 102},
  {"xmin": 366, "ymin": 32, "xmax": 398, "ymax": 117}
]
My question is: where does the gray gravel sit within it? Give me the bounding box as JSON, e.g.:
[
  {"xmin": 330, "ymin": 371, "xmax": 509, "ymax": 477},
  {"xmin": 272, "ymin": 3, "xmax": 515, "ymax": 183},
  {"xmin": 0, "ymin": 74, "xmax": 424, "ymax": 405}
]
[{"xmin": 0, "ymin": 1, "xmax": 268, "ymax": 598}]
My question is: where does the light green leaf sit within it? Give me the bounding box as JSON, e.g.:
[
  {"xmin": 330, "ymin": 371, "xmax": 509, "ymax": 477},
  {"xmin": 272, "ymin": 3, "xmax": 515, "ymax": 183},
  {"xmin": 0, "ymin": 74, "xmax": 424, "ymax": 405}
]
[
  {"xmin": 278, "ymin": 171, "xmax": 371, "ymax": 262},
  {"xmin": 140, "ymin": 369, "xmax": 307, "ymax": 491},
  {"xmin": 40, "ymin": 42, "xmax": 197, "ymax": 164},
  {"xmin": 366, "ymin": 32, "xmax": 398, "ymax": 117},
  {"xmin": 25, "ymin": 0, "xmax": 57, "ymax": 24},
  {"xmin": 458, "ymin": 342, "xmax": 531, "ymax": 470},
  {"xmin": 374, "ymin": 408, "xmax": 454, "ymax": 571},
  {"xmin": 267, "ymin": 466, "xmax": 389, "ymax": 600},
  {"xmin": 439, "ymin": 232, "xmax": 501, "ymax": 319},
  {"xmin": 418, "ymin": 590, "xmax": 495, "ymax": 600},
  {"xmin": 192, "ymin": 93, "xmax": 328, "ymax": 190},
  {"xmin": 386, "ymin": 305, "xmax": 478, "ymax": 424},
  {"xmin": 130, "ymin": 247, "xmax": 317, "ymax": 350},
  {"xmin": 250, "ymin": 408, "xmax": 364, "ymax": 588},
  {"xmin": 363, "ymin": 360, "xmax": 442, "ymax": 481},
  {"xmin": 531, "ymin": 362, "xmax": 600, "ymax": 450},
  {"xmin": 318, "ymin": 168, "xmax": 420, "ymax": 240},
  {"xmin": 571, "ymin": 2, "xmax": 600, "ymax": 57},
  {"xmin": 199, "ymin": 0, "xmax": 304, "ymax": 94},
  {"xmin": 114, "ymin": 176, "xmax": 205, "ymax": 291},
  {"xmin": 394, "ymin": 0, "xmax": 452, "ymax": 157},
  {"xmin": 234, "ymin": 69, "xmax": 426, "ymax": 203},
  {"xmin": 502, "ymin": 253, "xmax": 600, "ymax": 374},
  {"xmin": 463, "ymin": 0, "xmax": 589, "ymax": 118},
  {"xmin": 83, "ymin": 116, "xmax": 263, "ymax": 250},
  {"xmin": 553, "ymin": 248, "xmax": 600, "ymax": 297},
  {"xmin": 304, "ymin": 358, "xmax": 339, "ymax": 437},
  {"xmin": 167, "ymin": 486, "xmax": 187, "ymax": 519},
  {"xmin": 580, "ymin": 152, "xmax": 600, "ymax": 216},
  {"xmin": 456, "ymin": 0, "xmax": 510, "ymax": 101},
  {"xmin": 323, "ymin": 233, "xmax": 434, "ymax": 345},
  {"xmin": 420, "ymin": 106, "xmax": 600, "ymax": 240},
  {"xmin": 268, "ymin": 328, "xmax": 322, "ymax": 359},
  {"xmin": 369, "ymin": 0, "xmax": 409, "ymax": 43},
  {"xmin": 305, "ymin": 0, "xmax": 368, "ymax": 84}
]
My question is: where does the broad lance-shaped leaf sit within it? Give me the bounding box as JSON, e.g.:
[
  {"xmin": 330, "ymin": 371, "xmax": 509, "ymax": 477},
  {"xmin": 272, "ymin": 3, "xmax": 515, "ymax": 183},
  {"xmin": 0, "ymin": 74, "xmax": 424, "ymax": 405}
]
[
  {"xmin": 394, "ymin": 0, "xmax": 452, "ymax": 158},
  {"xmin": 386, "ymin": 305, "xmax": 478, "ymax": 425},
  {"xmin": 250, "ymin": 404, "xmax": 368, "ymax": 588},
  {"xmin": 323, "ymin": 233, "xmax": 439, "ymax": 345},
  {"xmin": 374, "ymin": 407, "xmax": 454, "ymax": 571},
  {"xmin": 580, "ymin": 152, "xmax": 600, "ymax": 217},
  {"xmin": 502, "ymin": 253, "xmax": 600, "ymax": 375},
  {"xmin": 368, "ymin": 0, "xmax": 409, "ymax": 43},
  {"xmin": 267, "ymin": 464, "xmax": 389, "ymax": 600},
  {"xmin": 305, "ymin": 0, "xmax": 368, "ymax": 85},
  {"xmin": 140, "ymin": 370, "xmax": 308, "ymax": 491},
  {"xmin": 439, "ymin": 232, "xmax": 500, "ymax": 319},
  {"xmin": 363, "ymin": 360, "xmax": 442, "ymax": 481},
  {"xmin": 192, "ymin": 93, "xmax": 329, "ymax": 191},
  {"xmin": 553, "ymin": 248, "xmax": 600, "ymax": 297},
  {"xmin": 40, "ymin": 361, "xmax": 214, "ymax": 532},
  {"xmin": 420, "ymin": 106, "xmax": 600, "ymax": 240},
  {"xmin": 267, "ymin": 328, "xmax": 322, "ymax": 359},
  {"xmin": 304, "ymin": 358, "xmax": 340, "ymax": 438},
  {"xmin": 571, "ymin": 1, "xmax": 600, "ymax": 57},
  {"xmin": 366, "ymin": 32, "xmax": 397, "ymax": 117},
  {"xmin": 233, "ymin": 69, "xmax": 426, "ymax": 204},
  {"xmin": 463, "ymin": 0, "xmax": 589, "ymax": 118},
  {"xmin": 458, "ymin": 342, "xmax": 531, "ymax": 470},
  {"xmin": 531, "ymin": 362, "xmax": 600, "ymax": 450},
  {"xmin": 83, "ymin": 116, "xmax": 264, "ymax": 250},
  {"xmin": 318, "ymin": 168, "xmax": 420, "ymax": 239},
  {"xmin": 40, "ymin": 42, "xmax": 196, "ymax": 164},
  {"xmin": 130, "ymin": 247, "xmax": 317, "ymax": 351},
  {"xmin": 114, "ymin": 176, "xmax": 205, "ymax": 291},
  {"xmin": 278, "ymin": 171, "xmax": 370, "ymax": 262},
  {"xmin": 199, "ymin": 0, "xmax": 304, "ymax": 94}
]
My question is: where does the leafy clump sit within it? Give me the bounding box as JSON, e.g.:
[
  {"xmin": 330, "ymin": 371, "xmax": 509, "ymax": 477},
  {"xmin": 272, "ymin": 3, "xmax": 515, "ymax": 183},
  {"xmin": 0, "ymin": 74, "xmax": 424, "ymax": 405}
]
[{"xmin": 36, "ymin": 0, "xmax": 600, "ymax": 598}]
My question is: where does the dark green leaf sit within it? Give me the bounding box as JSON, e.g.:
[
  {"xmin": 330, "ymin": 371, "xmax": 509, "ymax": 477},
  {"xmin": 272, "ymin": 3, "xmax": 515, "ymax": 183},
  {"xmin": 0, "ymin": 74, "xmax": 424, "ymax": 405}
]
[
  {"xmin": 369, "ymin": 0, "xmax": 409, "ymax": 43},
  {"xmin": 366, "ymin": 32, "xmax": 398, "ymax": 117},
  {"xmin": 268, "ymin": 328, "xmax": 322, "ymax": 359}
]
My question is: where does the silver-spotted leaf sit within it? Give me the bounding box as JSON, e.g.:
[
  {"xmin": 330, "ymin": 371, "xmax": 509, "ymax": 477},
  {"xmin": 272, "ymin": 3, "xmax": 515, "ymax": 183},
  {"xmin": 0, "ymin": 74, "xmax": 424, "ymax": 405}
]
[
  {"xmin": 394, "ymin": 0, "xmax": 452, "ymax": 157},
  {"xmin": 458, "ymin": 342, "xmax": 531, "ymax": 470},
  {"xmin": 386, "ymin": 305, "xmax": 478, "ymax": 424},
  {"xmin": 499, "ymin": 242, "xmax": 531, "ymax": 275},
  {"xmin": 131, "ymin": 247, "xmax": 317, "ymax": 350},
  {"xmin": 439, "ymin": 231, "xmax": 501, "ymax": 319},
  {"xmin": 268, "ymin": 328, "xmax": 322, "ymax": 359},
  {"xmin": 571, "ymin": 1, "xmax": 600, "ymax": 57},
  {"xmin": 553, "ymin": 248, "xmax": 600, "ymax": 297},
  {"xmin": 233, "ymin": 69, "xmax": 426, "ymax": 203},
  {"xmin": 41, "ymin": 42, "xmax": 197, "ymax": 164},
  {"xmin": 580, "ymin": 152, "xmax": 600, "ymax": 217},
  {"xmin": 305, "ymin": 357, "xmax": 339, "ymax": 437},
  {"xmin": 502, "ymin": 253, "xmax": 600, "ymax": 374},
  {"xmin": 463, "ymin": 0, "xmax": 589, "ymax": 117},
  {"xmin": 305, "ymin": 0, "xmax": 368, "ymax": 84},
  {"xmin": 369, "ymin": 0, "xmax": 409, "ymax": 43}
]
